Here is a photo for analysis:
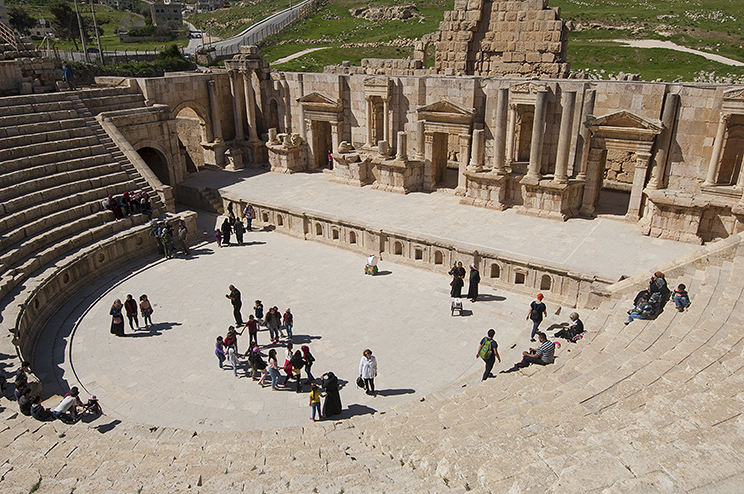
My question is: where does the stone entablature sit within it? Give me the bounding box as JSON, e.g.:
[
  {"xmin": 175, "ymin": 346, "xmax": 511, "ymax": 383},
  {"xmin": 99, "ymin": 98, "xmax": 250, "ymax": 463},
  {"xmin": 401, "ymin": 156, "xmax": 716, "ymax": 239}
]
[{"xmin": 436, "ymin": 0, "xmax": 570, "ymax": 78}]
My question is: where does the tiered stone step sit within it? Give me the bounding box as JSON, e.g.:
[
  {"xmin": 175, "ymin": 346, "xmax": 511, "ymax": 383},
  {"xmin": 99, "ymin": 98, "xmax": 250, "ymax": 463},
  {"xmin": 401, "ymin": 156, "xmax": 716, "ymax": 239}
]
[
  {"xmin": 76, "ymin": 87, "xmax": 146, "ymax": 116},
  {"xmin": 0, "ymin": 92, "xmax": 161, "ymax": 302}
]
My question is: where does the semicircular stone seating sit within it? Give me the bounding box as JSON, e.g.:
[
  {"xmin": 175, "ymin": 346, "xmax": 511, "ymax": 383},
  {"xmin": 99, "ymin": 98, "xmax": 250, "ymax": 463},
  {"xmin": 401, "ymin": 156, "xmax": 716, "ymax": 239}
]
[{"xmin": 1, "ymin": 227, "xmax": 743, "ymax": 492}]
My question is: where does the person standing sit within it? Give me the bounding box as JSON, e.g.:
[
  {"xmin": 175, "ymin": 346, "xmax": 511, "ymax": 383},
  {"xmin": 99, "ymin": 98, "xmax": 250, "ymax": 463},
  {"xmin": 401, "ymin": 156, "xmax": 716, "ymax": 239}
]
[
  {"xmin": 215, "ymin": 336, "xmax": 226, "ymax": 369},
  {"xmin": 359, "ymin": 349, "xmax": 378, "ymax": 396},
  {"xmin": 527, "ymin": 293, "xmax": 547, "ymax": 342},
  {"xmin": 221, "ymin": 217, "xmax": 232, "ymax": 246},
  {"xmin": 244, "ymin": 315, "xmax": 259, "ymax": 347},
  {"xmin": 477, "ymin": 329, "xmax": 501, "ymax": 381},
  {"xmin": 266, "ymin": 306, "xmax": 281, "ymax": 343},
  {"xmin": 449, "ymin": 261, "xmax": 466, "ymax": 298},
  {"xmin": 233, "ymin": 218, "xmax": 245, "ymax": 246},
  {"xmin": 267, "ymin": 349, "xmax": 281, "ymax": 390},
  {"xmin": 110, "ymin": 299, "xmax": 125, "ymax": 337},
  {"xmin": 283, "ymin": 308, "xmax": 294, "ymax": 341},
  {"xmin": 254, "ymin": 300, "xmax": 264, "ymax": 325},
  {"xmin": 227, "ymin": 344, "xmax": 240, "ymax": 377},
  {"xmin": 309, "ymin": 383, "xmax": 322, "ymax": 421},
  {"xmin": 177, "ymin": 221, "xmax": 190, "ymax": 255},
  {"xmin": 124, "ymin": 294, "xmax": 139, "ymax": 331},
  {"xmin": 139, "ymin": 294, "xmax": 154, "ymax": 328},
  {"xmin": 467, "ymin": 263, "xmax": 481, "ymax": 302},
  {"xmin": 61, "ymin": 61, "xmax": 75, "ymax": 90},
  {"xmin": 161, "ymin": 225, "xmax": 174, "ymax": 259},
  {"xmin": 226, "ymin": 285, "xmax": 243, "ymax": 325},
  {"xmin": 321, "ymin": 372, "xmax": 342, "ymax": 417},
  {"xmin": 301, "ymin": 345, "xmax": 315, "ymax": 383},
  {"xmin": 243, "ymin": 204, "xmax": 254, "ymax": 231}
]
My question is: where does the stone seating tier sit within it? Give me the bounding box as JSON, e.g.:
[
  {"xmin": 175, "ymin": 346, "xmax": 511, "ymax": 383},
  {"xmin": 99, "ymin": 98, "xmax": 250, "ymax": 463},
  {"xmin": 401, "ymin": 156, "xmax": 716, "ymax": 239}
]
[
  {"xmin": 0, "ymin": 144, "xmax": 108, "ymax": 177},
  {"xmin": 77, "ymin": 92, "xmax": 147, "ymax": 116},
  {"xmin": 0, "ymin": 154, "xmax": 118, "ymax": 195}
]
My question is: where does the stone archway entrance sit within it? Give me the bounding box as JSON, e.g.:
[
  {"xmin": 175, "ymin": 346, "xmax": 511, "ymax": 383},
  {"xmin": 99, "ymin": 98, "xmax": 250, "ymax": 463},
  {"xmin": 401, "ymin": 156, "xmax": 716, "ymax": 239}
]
[
  {"xmin": 137, "ymin": 146, "xmax": 171, "ymax": 185},
  {"xmin": 582, "ymin": 111, "xmax": 662, "ymax": 220},
  {"xmin": 175, "ymin": 106, "xmax": 206, "ymax": 172},
  {"xmin": 417, "ymin": 100, "xmax": 475, "ymax": 194},
  {"xmin": 298, "ymin": 92, "xmax": 343, "ymax": 171}
]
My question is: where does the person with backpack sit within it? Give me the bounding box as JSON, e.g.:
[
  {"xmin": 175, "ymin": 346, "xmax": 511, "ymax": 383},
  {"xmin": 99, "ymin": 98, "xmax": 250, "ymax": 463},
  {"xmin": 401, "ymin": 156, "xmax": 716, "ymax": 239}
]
[
  {"xmin": 527, "ymin": 293, "xmax": 547, "ymax": 342},
  {"xmin": 477, "ymin": 329, "xmax": 501, "ymax": 381}
]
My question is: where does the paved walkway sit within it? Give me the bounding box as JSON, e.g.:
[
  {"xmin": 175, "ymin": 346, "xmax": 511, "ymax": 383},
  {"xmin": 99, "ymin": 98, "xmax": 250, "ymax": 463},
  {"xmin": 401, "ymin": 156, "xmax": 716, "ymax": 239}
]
[
  {"xmin": 272, "ymin": 47, "xmax": 330, "ymax": 65},
  {"xmin": 181, "ymin": 168, "xmax": 699, "ymax": 281},
  {"xmin": 38, "ymin": 210, "xmax": 548, "ymax": 432}
]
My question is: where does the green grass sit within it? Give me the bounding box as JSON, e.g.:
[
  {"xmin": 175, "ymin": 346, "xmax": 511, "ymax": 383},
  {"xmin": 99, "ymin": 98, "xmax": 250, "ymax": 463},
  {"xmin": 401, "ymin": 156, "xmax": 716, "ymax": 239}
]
[{"xmin": 186, "ymin": 0, "xmax": 291, "ymax": 39}]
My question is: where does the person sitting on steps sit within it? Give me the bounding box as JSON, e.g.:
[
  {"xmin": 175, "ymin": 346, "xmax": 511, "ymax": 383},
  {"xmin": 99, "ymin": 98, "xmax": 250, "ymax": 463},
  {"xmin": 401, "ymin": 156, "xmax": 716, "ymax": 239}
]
[{"xmin": 501, "ymin": 332, "xmax": 555, "ymax": 373}]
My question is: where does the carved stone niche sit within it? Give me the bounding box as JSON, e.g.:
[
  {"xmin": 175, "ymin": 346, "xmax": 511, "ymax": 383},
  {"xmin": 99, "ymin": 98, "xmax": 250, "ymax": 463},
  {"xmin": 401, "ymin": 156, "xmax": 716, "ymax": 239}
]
[{"xmin": 297, "ymin": 92, "xmax": 344, "ymax": 170}]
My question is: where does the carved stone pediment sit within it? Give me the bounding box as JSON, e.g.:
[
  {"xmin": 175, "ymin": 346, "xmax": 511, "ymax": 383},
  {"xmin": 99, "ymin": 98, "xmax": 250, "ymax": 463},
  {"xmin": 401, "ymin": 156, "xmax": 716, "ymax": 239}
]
[
  {"xmin": 363, "ymin": 76, "xmax": 390, "ymax": 88},
  {"xmin": 297, "ymin": 92, "xmax": 343, "ymax": 115},
  {"xmin": 586, "ymin": 111, "xmax": 663, "ymax": 132},
  {"xmin": 510, "ymin": 81, "xmax": 549, "ymax": 94},
  {"xmin": 723, "ymin": 87, "xmax": 744, "ymax": 100},
  {"xmin": 417, "ymin": 100, "xmax": 475, "ymax": 122}
]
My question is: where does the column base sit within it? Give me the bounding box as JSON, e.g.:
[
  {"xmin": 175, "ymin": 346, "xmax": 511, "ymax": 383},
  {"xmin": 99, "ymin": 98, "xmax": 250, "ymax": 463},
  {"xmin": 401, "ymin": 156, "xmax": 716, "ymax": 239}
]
[
  {"xmin": 519, "ymin": 178, "xmax": 585, "ymax": 221},
  {"xmin": 461, "ymin": 171, "xmax": 508, "ymax": 210}
]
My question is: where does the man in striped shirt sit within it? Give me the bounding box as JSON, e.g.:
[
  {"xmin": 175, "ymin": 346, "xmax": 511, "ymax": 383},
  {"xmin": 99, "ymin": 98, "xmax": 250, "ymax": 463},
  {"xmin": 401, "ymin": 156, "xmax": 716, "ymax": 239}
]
[{"xmin": 501, "ymin": 332, "xmax": 555, "ymax": 373}]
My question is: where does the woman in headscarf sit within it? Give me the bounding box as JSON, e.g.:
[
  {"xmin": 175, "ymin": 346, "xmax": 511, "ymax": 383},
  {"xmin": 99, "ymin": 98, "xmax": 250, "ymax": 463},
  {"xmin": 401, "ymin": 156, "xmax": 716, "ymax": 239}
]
[
  {"xmin": 466, "ymin": 263, "xmax": 480, "ymax": 302},
  {"xmin": 449, "ymin": 261, "xmax": 466, "ymax": 298},
  {"xmin": 220, "ymin": 217, "xmax": 232, "ymax": 246},
  {"xmin": 110, "ymin": 299, "xmax": 125, "ymax": 337},
  {"xmin": 321, "ymin": 372, "xmax": 342, "ymax": 417}
]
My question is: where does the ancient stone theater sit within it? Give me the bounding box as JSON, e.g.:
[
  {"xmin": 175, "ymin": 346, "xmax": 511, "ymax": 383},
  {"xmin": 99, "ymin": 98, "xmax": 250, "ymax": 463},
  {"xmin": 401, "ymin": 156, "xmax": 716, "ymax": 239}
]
[{"xmin": 1, "ymin": 0, "xmax": 744, "ymax": 492}]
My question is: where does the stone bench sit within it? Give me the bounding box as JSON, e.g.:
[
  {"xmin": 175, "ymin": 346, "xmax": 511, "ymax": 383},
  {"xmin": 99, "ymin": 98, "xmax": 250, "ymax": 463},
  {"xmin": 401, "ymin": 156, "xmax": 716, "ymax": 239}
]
[
  {"xmin": 0, "ymin": 108, "xmax": 78, "ymax": 128},
  {"xmin": 2, "ymin": 160, "xmax": 119, "ymax": 202},
  {"xmin": 0, "ymin": 116, "xmax": 88, "ymax": 140},
  {"xmin": 0, "ymin": 126, "xmax": 91, "ymax": 151},
  {"xmin": 0, "ymin": 99, "xmax": 75, "ymax": 117},
  {"xmin": 0, "ymin": 144, "xmax": 107, "ymax": 174},
  {"xmin": 0, "ymin": 154, "xmax": 115, "ymax": 190},
  {"xmin": 0, "ymin": 135, "xmax": 100, "ymax": 162}
]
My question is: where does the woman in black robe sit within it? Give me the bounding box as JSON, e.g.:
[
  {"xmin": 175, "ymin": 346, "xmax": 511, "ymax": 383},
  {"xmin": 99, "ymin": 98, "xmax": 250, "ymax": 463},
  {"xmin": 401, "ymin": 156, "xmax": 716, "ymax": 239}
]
[
  {"xmin": 322, "ymin": 372, "xmax": 342, "ymax": 417},
  {"xmin": 220, "ymin": 217, "xmax": 232, "ymax": 246},
  {"xmin": 467, "ymin": 263, "xmax": 480, "ymax": 302},
  {"xmin": 110, "ymin": 299, "xmax": 125, "ymax": 337},
  {"xmin": 449, "ymin": 261, "xmax": 466, "ymax": 298}
]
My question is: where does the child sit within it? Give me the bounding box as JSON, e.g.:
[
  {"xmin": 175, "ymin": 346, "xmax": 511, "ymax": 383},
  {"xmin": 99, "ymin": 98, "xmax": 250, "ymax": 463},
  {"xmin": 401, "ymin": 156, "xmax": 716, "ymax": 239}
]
[
  {"xmin": 215, "ymin": 229, "xmax": 222, "ymax": 247},
  {"xmin": 228, "ymin": 344, "xmax": 240, "ymax": 377},
  {"xmin": 673, "ymin": 284, "xmax": 690, "ymax": 312},
  {"xmin": 84, "ymin": 395, "xmax": 103, "ymax": 415},
  {"xmin": 309, "ymin": 382, "xmax": 323, "ymax": 421},
  {"xmin": 254, "ymin": 300, "xmax": 264, "ymax": 326},
  {"xmin": 215, "ymin": 336, "xmax": 226, "ymax": 368},
  {"xmin": 139, "ymin": 294, "xmax": 154, "ymax": 327},
  {"xmin": 283, "ymin": 308, "xmax": 293, "ymax": 341}
]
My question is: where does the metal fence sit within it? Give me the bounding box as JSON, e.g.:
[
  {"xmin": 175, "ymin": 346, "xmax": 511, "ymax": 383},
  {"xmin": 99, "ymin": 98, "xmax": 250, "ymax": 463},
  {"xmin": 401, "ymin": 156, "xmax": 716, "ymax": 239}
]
[{"xmin": 46, "ymin": 49, "xmax": 162, "ymax": 64}]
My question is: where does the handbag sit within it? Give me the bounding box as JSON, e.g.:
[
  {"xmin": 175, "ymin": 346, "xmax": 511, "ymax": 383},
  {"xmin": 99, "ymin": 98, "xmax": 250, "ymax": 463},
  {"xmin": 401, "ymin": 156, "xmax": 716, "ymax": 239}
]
[
  {"xmin": 356, "ymin": 376, "xmax": 365, "ymax": 388},
  {"xmin": 112, "ymin": 316, "xmax": 123, "ymax": 325}
]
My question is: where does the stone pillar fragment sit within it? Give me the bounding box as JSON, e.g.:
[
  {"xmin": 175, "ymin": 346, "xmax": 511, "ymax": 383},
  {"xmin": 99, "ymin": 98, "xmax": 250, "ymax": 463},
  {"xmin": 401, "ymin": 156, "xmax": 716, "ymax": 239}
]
[
  {"xmin": 554, "ymin": 90, "xmax": 576, "ymax": 184},
  {"xmin": 576, "ymin": 89, "xmax": 595, "ymax": 181},
  {"xmin": 704, "ymin": 112, "xmax": 731, "ymax": 185},
  {"xmin": 492, "ymin": 88, "xmax": 508, "ymax": 175},
  {"xmin": 527, "ymin": 90, "xmax": 549, "ymax": 180},
  {"xmin": 229, "ymin": 71, "xmax": 244, "ymax": 141},
  {"xmin": 505, "ymin": 103, "xmax": 518, "ymax": 165},
  {"xmin": 415, "ymin": 120, "xmax": 425, "ymax": 160},
  {"xmin": 647, "ymin": 93, "xmax": 679, "ymax": 190},
  {"xmin": 365, "ymin": 96, "xmax": 374, "ymax": 148},
  {"xmin": 242, "ymin": 70, "xmax": 259, "ymax": 142},
  {"xmin": 383, "ymin": 97, "xmax": 390, "ymax": 149},
  {"xmin": 207, "ymin": 80, "xmax": 223, "ymax": 143},
  {"xmin": 627, "ymin": 151, "xmax": 652, "ymax": 221},
  {"xmin": 468, "ymin": 128, "xmax": 485, "ymax": 172},
  {"xmin": 396, "ymin": 131, "xmax": 407, "ymax": 161}
]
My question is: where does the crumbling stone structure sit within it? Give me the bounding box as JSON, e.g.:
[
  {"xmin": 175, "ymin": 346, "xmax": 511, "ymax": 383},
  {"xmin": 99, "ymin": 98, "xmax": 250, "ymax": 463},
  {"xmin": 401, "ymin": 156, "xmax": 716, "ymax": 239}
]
[{"xmin": 435, "ymin": 0, "xmax": 570, "ymax": 78}]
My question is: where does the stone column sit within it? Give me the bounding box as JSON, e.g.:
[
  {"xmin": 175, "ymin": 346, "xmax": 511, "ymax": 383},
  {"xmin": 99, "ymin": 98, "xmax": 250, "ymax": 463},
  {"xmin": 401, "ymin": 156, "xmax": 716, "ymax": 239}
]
[
  {"xmin": 576, "ymin": 89, "xmax": 595, "ymax": 181},
  {"xmin": 331, "ymin": 121, "xmax": 340, "ymax": 155},
  {"xmin": 467, "ymin": 128, "xmax": 485, "ymax": 172},
  {"xmin": 383, "ymin": 97, "xmax": 390, "ymax": 149},
  {"xmin": 282, "ymin": 80, "xmax": 291, "ymax": 134},
  {"xmin": 492, "ymin": 88, "xmax": 508, "ymax": 175},
  {"xmin": 298, "ymin": 74, "xmax": 306, "ymax": 140},
  {"xmin": 456, "ymin": 133, "xmax": 471, "ymax": 195},
  {"xmin": 423, "ymin": 132, "xmax": 435, "ymax": 191},
  {"xmin": 229, "ymin": 70, "xmax": 244, "ymax": 141},
  {"xmin": 242, "ymin": 70, "xmax": 259, "ymax": 142},
  {"xmin": 365, "ymin": 96, "xmax": 374, "ymax": 148},
  {"xmin": 554, "ymin": 90, "xmax": 576, "ymax": 184},
  {"xmin": 207, "ymin": 80, "xmax": 223, "ymax": 143},
  {"xmin": 200, "ymin": 121, "xmax": 214, "ymax": 145},
  {"xmin": 704, "ymin": 112, "xmax": 731, "ymax": 185},
  {"xmin": 626, "ymin": 151, "xmax": 653, "ymax": 221},
  {"xmin": 415, "ymin": 120, "xmax": 425, "ymax": 160},
  {"xmin": 580, "ymin": 146, "xmax": 605, "ymax": 216},
  {"xmin": 396, "ymin": 131, "xmax": 407, "ymax": 161},
  {"xmin": 648, "ymin": 93, "xmax": 679, "ymax": 190},
  {"xmin": 526, "ymin": 90, "xmax": 549, "ymax": 180},
  {"xmin": 505, "ymin": 103, "xmax": 518, "ymax": 164},
  {"xmin": 736, "ymin": 155, "xmax": 744, "ymax": 189}
]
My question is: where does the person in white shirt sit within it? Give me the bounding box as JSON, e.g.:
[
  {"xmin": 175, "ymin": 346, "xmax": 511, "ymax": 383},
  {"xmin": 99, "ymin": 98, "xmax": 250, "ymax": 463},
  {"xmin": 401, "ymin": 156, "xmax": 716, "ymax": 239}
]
[
  {"xmin": 359, "ymin": 349, "xmax": 378, "ymax": 396},
  {"xmin": 52, "ymin": 387, "xmax": 81, "ymax": 423}
]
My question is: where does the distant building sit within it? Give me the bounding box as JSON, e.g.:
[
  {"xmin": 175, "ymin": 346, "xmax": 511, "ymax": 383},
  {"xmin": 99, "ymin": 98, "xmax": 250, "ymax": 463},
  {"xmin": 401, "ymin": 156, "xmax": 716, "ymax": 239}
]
[
  {"xmin": 150, "ymin": 1, "xmax": 183, "ymax": 27},
  {"xmin": 195, "ymin": 0, "xmax": 224, "ymax": 13},
  {"xmin": 30, "ymin": 23, "xmax": 55, "ymax": 38},
  {"xmin": 101, "ymin": 0, "xmax": 133, "ymax": 11}
]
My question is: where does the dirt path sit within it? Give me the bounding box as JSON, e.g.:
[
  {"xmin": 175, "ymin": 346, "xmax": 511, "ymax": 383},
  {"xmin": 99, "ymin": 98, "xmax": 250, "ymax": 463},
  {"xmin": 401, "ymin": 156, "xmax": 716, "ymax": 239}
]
[
  {"xmin": 272, "ymin": 46, "xmax": 330, "ymax": 65},
  {"xmin": 612, "ymin": 39, "xmax": 744, "ymax": 67}
]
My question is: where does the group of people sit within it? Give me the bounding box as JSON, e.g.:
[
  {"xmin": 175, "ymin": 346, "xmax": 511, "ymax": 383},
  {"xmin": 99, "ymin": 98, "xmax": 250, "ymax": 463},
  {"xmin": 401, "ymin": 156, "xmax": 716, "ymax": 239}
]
[
  {"xmin": 449, "ymin": 261, "xmax": 480, "ymax": 302},
  {"xmin": 150, "ymin": 220, "xmax": 190, "ymax": 259},
  {"xmin": 102, "ymin": 190, "xmax": 152, "ymax": 221},
  {"xmin": 226, "ymin": 286, "xmax": 293, "ymax": 345},
  {"xmin": 626, "ymin": 271, "xmax": 690, "ymax": 324},
  {"xmin": 216, "ymin": 203, "xmax": 254, "ymax": 247},
  {"xmin": 110, "ymin": 294, "xmax": 154, "ymax": 336},
  {"xmin": 6, "ymin": 362, "xmax": 101, "ymax": 424}
]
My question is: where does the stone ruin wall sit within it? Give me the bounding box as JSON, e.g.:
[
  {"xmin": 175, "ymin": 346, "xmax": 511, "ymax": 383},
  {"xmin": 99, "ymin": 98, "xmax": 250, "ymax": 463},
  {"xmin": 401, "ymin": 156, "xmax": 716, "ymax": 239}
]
[{"xmin": 436, "ymin": 0, "xmax": 570, "ymax": 78}]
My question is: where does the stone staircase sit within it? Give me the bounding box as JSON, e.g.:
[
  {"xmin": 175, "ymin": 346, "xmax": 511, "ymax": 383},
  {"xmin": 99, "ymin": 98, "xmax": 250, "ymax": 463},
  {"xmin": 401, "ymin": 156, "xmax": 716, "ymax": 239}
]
[{"xmin": 0, "ymin": 91, "xmax": 163, "ymax": 314}]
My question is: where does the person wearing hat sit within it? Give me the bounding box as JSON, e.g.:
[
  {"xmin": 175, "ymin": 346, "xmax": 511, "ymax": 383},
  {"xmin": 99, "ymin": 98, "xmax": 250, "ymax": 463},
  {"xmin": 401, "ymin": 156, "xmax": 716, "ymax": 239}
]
[
  {"xmin": 466, "ymin": 263, "xmax": 481, "ymax": 302},
  {"xmin": 527, "ymin": 293, "xmax": 547, "ymax": 342}
]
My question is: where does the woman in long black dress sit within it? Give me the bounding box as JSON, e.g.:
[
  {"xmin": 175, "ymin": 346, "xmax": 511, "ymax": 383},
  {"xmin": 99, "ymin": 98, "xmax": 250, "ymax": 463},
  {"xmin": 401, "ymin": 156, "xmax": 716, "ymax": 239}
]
[
  {"xmin": 322, "ymin": 372, "xmax": 342, "ymax": 417},
  {"xmin": 449, "ymin": 261, "xmax": 466, "ymax": 298},
  {"xmin": 466, "ymin": 263, "xmax": 480, "ymax": 302},
  {"xmin": 110, "ymin": 299, "xmax": 125, "ymax": 337}
]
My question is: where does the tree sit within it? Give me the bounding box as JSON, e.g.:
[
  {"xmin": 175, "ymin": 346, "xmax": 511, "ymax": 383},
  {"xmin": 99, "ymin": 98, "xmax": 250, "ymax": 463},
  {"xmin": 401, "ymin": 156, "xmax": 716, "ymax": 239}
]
[
  {"xmin": 8, "ymin": 6, "xmax": 38, "ymax": 35},
  {"xmin": 49, "ymin": 1, "xmax": 103, "ymax": 50}
]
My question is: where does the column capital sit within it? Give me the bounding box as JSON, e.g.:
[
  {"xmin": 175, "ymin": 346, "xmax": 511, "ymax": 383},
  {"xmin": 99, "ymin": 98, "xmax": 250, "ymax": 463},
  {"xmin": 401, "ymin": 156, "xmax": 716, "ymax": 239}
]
[
  {"xmin": 509, "ymin": 103, "xmax": 519, "ymax": 111},
  {"xmin": 721, "ymin": 112, "xmax": 732, "ymax": 124}
]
